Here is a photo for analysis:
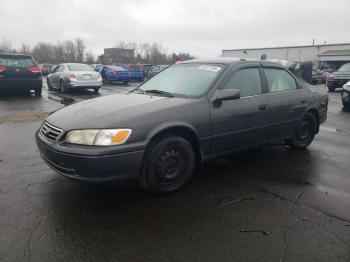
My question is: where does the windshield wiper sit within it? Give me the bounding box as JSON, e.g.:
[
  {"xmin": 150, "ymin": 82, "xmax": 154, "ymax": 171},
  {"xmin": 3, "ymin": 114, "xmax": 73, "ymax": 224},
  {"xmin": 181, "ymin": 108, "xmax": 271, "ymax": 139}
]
[
  {"xmin": 144, "ymin": 90, "xmax": 174, "ymax": 97},
  {"xmin": 129, "ymin": 86, "xmax": 144, "ymax": 94}
]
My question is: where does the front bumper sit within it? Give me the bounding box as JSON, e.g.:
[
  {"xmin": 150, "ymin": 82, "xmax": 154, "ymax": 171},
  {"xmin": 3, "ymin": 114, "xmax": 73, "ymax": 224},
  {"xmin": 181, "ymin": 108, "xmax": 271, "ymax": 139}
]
[
  {"xmin": 327, "ymin": 78, "xmax": 350, "ymax": 88},
  {"xmin": 341, "ymin": 91, "xmax": 350, "ymax": 105},
  {"xmin": 109, "ymin": 77, "xmax": 130, "ymax": 82},
  {"xmin": 36, "ymin": 131, "xmax": 145, "ymax": 182}
]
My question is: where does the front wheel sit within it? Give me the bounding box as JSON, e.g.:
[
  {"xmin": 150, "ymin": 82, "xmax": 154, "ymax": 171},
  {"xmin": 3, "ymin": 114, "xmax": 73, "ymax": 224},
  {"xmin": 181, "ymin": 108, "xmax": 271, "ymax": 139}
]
[
  {"xmin": 287, "ymin": 113, "xmax": 317, "ymax": 149},
  {"xmin": 328, "ymin": 86, "xmax": 335, "ymax": 92},
  {"xmin": 34, "ymin": 86, "xmax": 42, "ymax": 97},
  {"xmin": 140, "ymin": 135, "xmax": 195, "ymax": 195},
  {"xmin": 47, "ymin": 79, "xmax": 53, "ymax": 90},
  {"xmin": 93, "ymin": 87, "xmax": 100, "ymax": 93}
]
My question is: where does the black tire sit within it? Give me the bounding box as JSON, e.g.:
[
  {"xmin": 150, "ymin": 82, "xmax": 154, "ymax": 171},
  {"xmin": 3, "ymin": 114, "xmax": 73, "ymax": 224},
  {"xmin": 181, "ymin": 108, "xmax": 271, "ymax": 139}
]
[
  {"xmin": 123, "ymin": 81, "xmax": 129, "ymax": 85},
  {"xmin": 342, "ymin": 100, "xmax": 350, "ymax": 110},
  {"xmin": 47, "ymin": 78, "xmax": 53, "ymax": 90},
  {"xmin": 93, "ymin": 87, "xmax": 100, "ymax": 93},
  {"xmin": 59, "ymin": 81, "xmax": 68, "ymax": 93},
  {"xmin": 34, "ymin": 86, "xmax": 42, "ymax": 97},
  {"xmin": 287, "ymin": 113, "xmax": 317, "ymax": 149},
  {"xmin": 140, "ymin": 135, "xmax": 195, "ymax": 195},
  {"xmin": 328, "ymin": 86, "xmax": 335, "ymax": 92}
]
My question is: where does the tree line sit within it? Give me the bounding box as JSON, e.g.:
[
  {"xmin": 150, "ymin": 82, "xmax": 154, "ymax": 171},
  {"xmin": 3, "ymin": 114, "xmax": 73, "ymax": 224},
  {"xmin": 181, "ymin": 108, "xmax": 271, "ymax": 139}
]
[{"xmin": 0, "ymin": 38, "xmax": 195, "ymax": 65}]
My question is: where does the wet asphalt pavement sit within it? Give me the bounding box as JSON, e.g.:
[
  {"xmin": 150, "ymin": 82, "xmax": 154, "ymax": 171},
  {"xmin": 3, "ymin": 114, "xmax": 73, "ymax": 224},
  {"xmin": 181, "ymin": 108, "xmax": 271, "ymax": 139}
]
[{"xmin": 0, "ymin": 80, "xmax": 349, "ymax": 261}]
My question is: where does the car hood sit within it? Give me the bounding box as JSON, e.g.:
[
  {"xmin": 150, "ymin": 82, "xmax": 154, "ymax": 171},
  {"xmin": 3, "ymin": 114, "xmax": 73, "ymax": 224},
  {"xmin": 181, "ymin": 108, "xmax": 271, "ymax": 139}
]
[
  {"xmin": 331, "ymin": 71, "xmax": 350, "ymax": 77},
  {"xmin": 46, "ymin": 93, "xmax": 195, "ymax": 131}
]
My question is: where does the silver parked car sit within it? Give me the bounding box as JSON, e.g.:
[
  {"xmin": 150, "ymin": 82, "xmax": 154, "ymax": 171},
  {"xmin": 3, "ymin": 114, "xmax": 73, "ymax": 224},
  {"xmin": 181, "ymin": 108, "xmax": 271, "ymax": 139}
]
[{"xmin": 47, "ymin": 63, "xmax": 102, "ymax": 93}]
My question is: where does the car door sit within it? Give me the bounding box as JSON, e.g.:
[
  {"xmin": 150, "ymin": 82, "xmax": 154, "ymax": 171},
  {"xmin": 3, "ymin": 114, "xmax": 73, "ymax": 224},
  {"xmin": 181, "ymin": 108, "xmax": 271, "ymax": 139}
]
[
  {"xmin": 262, "ymin": 66, "xmax": 308, "ymax": 140},
  {"xmin": 50, "ymin": 65, "xmax": 64, "ymax": 88},
  {"xmin": 210, "ymin": 64, "xmax": 270, "ymax": 154}
]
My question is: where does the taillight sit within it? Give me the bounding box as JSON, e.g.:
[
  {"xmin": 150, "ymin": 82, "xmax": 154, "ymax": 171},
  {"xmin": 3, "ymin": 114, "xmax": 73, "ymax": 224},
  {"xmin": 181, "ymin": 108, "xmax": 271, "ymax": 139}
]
[
  {"xmin": 0, "ymin": 66, "xmax": 7, "ymax": 72},
  {"xmin": 68, "ymin": 74, "xmax": 76, "ymax": 79},
  {"xmin": 28, "ymin": 66, "xmax": 41, "ymax": 73}
]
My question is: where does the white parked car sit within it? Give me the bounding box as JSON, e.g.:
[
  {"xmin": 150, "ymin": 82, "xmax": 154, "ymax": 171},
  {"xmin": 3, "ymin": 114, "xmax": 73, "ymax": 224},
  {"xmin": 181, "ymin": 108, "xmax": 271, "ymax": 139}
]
[
  {"xmin": 47, "ymin": 63, "xmax": 102, "ymax": 93},
  {"xmin": 342, "ymin": 81, "xmax": 350, "ymax": 109}
]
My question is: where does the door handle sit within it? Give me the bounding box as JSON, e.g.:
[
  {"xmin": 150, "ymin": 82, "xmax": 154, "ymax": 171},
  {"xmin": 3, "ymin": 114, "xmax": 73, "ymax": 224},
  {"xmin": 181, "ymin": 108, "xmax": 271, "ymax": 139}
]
[
  {"xmin": 300, "ymin": 100, "xmax": 306, "ymax": 104},
  {"xmin": 259, "ymin": 104, "xmax": 269, "ymax": 111}
]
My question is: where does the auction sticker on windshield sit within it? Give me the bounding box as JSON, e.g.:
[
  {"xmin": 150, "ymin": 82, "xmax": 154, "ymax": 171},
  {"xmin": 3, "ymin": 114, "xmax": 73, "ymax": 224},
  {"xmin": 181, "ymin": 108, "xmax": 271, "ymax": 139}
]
[{"xmin": 197, "ymin": 65, "xmax": 222, "ymax": 72}]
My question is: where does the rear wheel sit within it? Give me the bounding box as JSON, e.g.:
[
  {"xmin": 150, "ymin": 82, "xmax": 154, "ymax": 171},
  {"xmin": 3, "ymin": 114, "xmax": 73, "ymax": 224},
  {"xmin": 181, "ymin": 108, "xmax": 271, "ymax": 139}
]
[
  {"xmin": 140, "ymin": 135, "xmax": 195, "ymax": 195},
  {"xmin": 93, "ymin": 87, "xmax": 100, "ymax": 93},
  {"xmin": 34, "ymin": 86, "xmax": 42, "ymax": 97},
  {"xmin": 59, "ymin": 81, "xmax": 68, "ymax": 93},
  {"xmin": 342, "ymin": 100, "xmax": 350, "ymax": 110},
  {"xmin": 287, "ymin": 112, "xmax": 317, "ymax": 149}
]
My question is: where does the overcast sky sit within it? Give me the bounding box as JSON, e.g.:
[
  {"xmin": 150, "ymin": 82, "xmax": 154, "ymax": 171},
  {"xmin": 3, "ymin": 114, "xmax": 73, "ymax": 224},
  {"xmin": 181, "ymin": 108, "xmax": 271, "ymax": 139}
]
[{"xmin": 1, "ymin": 0, "xmax": 350, "ymax": 57}]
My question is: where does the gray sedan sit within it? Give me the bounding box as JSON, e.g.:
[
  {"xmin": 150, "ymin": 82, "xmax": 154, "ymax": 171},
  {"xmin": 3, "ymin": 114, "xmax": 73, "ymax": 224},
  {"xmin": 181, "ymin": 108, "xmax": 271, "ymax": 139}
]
[
  {"xmin": 47, "ymin": 63, "xmax": 102, "ymax": 93},
  {"xmin": 36, "ymin": 58, "xmax": 328, "ymax": 194}
]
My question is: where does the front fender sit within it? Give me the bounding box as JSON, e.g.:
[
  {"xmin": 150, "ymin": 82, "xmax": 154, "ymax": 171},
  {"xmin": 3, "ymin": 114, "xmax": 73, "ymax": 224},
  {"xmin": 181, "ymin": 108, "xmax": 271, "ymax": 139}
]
[{"xmin": 146, "ymin": 121, "xmax": 199, "ymax": 142}]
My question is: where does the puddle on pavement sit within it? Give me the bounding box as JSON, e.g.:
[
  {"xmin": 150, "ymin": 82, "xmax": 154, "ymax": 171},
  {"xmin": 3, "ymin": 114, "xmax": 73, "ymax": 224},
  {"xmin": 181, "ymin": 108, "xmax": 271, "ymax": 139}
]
[
  {"xmin": 0, "ymin": 111, "xmax": 49, "ymax": 123},
  {"xmin": 48, "ymin": 95, "xmax": 75, "ymax": 106}
]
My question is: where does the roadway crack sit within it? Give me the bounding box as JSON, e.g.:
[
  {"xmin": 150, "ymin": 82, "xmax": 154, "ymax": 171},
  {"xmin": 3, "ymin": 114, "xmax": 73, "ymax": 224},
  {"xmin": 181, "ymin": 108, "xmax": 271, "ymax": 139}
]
[{"xmin": 258, "ymin": 186, "xmax": 350, "ymax": 224}]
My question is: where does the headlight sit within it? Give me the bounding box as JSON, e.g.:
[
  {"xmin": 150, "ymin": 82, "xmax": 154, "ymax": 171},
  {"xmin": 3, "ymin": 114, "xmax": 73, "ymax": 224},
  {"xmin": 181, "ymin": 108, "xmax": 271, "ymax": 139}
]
[
  {"xmin": 65, "ymin": 129, "xmax": 132, "ymax": 146},
  {"xmin": 343, "ymin": 84, "xmax": 350, "ymax": 92}
]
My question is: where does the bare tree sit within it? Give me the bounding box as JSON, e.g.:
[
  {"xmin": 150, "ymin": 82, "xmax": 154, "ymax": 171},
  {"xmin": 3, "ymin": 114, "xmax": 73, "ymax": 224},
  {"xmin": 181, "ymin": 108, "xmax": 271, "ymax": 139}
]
[
  {"xmin": 0, "ymin": 39, "xmax": 13, "ymax": 53},
  {"xmin": 75, "ymin": 38, "xmax": 85, "ymax": 62},
  {"xmin": 20, "ymin": 43, "xmax": 31, "ymax": 54},
  {"xmin": 63, "ymin": 40, "xmax": 76, "ymax": 62},
  {"xmin": 85, "ymin": 50, "xmax": 95, "ymax": 64}
]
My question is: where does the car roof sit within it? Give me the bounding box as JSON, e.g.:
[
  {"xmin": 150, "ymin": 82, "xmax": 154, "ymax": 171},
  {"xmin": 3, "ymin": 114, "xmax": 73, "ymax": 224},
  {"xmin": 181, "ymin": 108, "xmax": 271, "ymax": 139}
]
[
  {"xmin": 180, "ymin": 57, "xmax": 285, "ymax": 68},
  {"xmin": 0, "ymin": 53, "xmax": 33, "ymax": 59}
]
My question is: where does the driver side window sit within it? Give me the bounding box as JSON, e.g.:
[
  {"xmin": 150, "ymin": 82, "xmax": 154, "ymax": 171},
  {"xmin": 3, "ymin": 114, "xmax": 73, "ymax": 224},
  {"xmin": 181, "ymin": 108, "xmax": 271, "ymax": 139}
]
[{"xmin": 222, "ymin": 67, "xmax": 262, "ymax": 97}]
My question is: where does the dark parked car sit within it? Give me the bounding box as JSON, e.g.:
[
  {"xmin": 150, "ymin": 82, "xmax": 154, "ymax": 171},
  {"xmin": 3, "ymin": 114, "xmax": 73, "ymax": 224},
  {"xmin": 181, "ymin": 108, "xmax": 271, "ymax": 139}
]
[
  {"xmin": 47, "ymin": 63, "xmax": 102, "ymax": 93},
  {"xmin": 36, "ymin": 58, "xmax": 328, "ymax": 194},
  {"xmin": 121, "ymin": 64, "xmax": 144, "ymax": 81},
  {"xmin": 39, "ymin": 63, "xmax": 53, "ymax": 76},
  {"xmin": 98, "ymin": 65, "xmax": 130, "ymax": 84},
  {"xmin": 327, "ymin": 63, "xmax": 350, "ymax": 92},
  {"xmin": 145, "ymin": 64, "xmax": 170, "ymax": 80},
  {"xmin": 311, "ymin": 67, "xmax": 323, "ymax": 84},
  {"xmin": 0, "ymin": 53, "xmax": 42, "ymax": 96}
]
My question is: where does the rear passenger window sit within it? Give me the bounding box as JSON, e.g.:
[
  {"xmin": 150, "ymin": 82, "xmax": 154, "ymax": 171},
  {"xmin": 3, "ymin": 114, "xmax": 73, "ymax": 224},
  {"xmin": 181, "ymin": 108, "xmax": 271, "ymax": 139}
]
[
  {"xmin": 222, "ymin": 68, "xmax": 262, "ymax": 97},
  {"xmin": 264, "ymin": 68, "xmax": 297, "ymax": 92}
]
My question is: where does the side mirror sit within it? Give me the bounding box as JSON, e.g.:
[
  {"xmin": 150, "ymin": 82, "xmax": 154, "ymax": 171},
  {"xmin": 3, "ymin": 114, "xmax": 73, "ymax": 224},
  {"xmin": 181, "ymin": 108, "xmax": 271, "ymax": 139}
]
[{"xmin": 213, "ymin": 89, "xmax": 240, "ymax": 103}]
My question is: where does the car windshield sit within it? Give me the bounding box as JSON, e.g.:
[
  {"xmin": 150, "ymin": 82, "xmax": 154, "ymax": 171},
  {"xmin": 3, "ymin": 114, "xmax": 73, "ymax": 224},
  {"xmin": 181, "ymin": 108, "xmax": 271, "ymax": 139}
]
[
  {"xmin": 67, "ymin": 63, "xmax": 94, "ymax": 72},
  {"xmin": 108, "ymin": 66, "xmax": 125, "ymax": 71},
  {"xmin": 338, "ymin": 63, "xmax": 350, "ymax": 72},
  {"xmin": 140, "ymin": 63, "xmax": 224, "ymax": 97},
  {"xmin": 0, "ymin": 57, "xmax": 35, "ymax": 68}
]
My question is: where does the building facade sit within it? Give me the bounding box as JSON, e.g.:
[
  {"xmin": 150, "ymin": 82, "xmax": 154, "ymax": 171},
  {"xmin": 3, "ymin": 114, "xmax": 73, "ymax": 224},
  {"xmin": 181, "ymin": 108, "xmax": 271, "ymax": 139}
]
[
  {"xmin": 222, "ymin": 43, "xmax": 350, "ymax": 68},
  {"xmin": 101, "ymin": 48, "xmax": 135, "ymax": 65}
]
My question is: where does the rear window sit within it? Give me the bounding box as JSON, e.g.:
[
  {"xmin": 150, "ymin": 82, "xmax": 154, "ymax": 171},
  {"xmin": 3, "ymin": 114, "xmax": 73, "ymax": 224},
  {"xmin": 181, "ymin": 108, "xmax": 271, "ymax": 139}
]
[
  {"xmin": 0, "ymin": 57, "xmax": 35, "ymax": 68},
  {"xmin": 129, "ymin": 65, "xmax": 141, "ymax": 71},
  {"xmin": 67, "ymin": 64, "xmax": 94, "ymax": 71}
]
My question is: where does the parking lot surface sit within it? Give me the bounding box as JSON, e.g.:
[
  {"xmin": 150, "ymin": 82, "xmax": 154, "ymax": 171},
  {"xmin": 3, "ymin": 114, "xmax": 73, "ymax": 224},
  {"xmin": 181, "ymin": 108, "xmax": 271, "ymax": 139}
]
[{"xmin": 0, "ymin": 81, "xmax": 349, "ymax": 261}]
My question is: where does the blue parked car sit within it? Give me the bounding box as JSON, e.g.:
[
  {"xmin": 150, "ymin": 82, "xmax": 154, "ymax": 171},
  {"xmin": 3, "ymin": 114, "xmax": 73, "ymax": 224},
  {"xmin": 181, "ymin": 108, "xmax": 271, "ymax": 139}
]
[
  {"xmin": 99, "ymin": 65, "xmax": 130, "ymax": 84},
  {"xmin": 122, "ymin": 64, "xmax": 144, "ymax": 82}
]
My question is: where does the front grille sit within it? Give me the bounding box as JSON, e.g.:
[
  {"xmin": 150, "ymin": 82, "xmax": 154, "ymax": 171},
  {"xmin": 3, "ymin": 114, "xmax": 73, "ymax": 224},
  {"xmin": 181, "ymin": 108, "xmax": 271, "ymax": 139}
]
[{"xmin": 40, "ymin": 122, "xmax": 63, "ymax": 142}]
